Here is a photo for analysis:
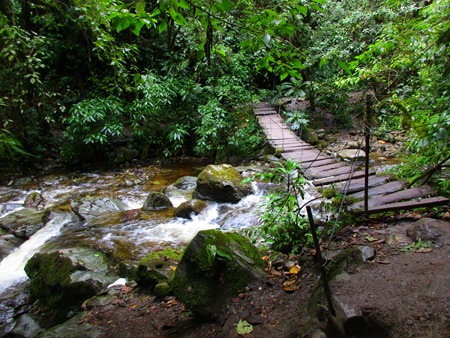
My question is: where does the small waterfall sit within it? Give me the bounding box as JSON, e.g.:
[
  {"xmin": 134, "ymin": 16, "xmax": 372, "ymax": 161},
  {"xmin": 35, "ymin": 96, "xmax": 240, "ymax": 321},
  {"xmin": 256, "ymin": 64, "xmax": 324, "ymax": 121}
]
[{"xmin": 0, "ymin": 213, "xmax": 72, "ymax": 294}]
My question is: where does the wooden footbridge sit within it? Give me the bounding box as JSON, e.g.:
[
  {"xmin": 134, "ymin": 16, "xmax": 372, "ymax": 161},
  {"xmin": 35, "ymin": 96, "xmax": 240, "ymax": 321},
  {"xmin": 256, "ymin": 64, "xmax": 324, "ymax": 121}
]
[{"xmin": 254, "ymin": 103, "xmax": 449, "ymax": 214}]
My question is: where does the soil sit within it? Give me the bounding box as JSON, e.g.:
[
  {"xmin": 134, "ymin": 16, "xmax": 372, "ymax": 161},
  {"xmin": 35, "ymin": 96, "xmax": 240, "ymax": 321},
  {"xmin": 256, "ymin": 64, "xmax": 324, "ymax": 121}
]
[{"xmin": 76, "ymin": 211, "xmax": 450, "ymax": 338}]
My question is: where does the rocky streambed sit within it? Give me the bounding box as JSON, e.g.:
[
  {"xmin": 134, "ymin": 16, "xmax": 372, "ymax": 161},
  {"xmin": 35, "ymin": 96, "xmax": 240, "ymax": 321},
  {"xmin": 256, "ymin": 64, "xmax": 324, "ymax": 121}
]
[{"xmin": 0, "ymin": 160, "xmax": 283, "ymax": 336}]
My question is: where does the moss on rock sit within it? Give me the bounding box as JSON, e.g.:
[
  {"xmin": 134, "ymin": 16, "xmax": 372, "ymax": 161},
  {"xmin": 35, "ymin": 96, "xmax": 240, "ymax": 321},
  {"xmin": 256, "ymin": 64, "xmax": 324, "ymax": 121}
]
[
  {"xmin": 171, "ymin": 229, "xmax": 266, "ymax": 319},
  {"xmin": 193, "ymin": 164, "xmax": 252, "ymax": 203},
  {"xmin": 24, "ymin": 247, "xmax": 114, "ymax": 322}
]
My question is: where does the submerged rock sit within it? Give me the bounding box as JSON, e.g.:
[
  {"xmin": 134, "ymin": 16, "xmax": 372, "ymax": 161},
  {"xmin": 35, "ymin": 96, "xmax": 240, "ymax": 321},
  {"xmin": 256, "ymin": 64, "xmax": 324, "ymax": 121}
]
[
  {"xmin": 174, "ymin": 199, "xmax": 208, "ymax": 219},
  {"xmin": 193, "ymin": 164, "xmax": 252, "ymax": 203},
  {"xmin": 171, "ymin": 229, "xmax": 266, "ymax": 320},
  {"xmin": 24, "ymin": 247, "xmax": 116, "ymax": 320},
  {"xmin": 141, "ymin": 191, "xmax": 173, "ymax": 210}
]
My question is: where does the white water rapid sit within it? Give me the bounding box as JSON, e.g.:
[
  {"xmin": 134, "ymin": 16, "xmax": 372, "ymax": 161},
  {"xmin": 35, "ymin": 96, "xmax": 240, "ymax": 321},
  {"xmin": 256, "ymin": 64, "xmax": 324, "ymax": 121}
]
[{"xmin": 0, "ymin": 213, "xmax": 72, "ymax": 293}]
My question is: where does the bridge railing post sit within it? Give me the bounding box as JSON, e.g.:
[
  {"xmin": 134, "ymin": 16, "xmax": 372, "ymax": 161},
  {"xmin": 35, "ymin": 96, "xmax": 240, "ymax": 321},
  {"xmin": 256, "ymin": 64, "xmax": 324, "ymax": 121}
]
[{"xmin": 364, "ymin": 95, "xmax": 372, "ymax": 214}]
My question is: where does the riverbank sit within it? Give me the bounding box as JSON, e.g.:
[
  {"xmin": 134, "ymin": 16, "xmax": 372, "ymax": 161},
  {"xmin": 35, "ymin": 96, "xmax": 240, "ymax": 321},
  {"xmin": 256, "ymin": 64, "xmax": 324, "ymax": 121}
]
[{"xmin": 42, "ymin": 214, "xmax": 450, "ymax": 338}]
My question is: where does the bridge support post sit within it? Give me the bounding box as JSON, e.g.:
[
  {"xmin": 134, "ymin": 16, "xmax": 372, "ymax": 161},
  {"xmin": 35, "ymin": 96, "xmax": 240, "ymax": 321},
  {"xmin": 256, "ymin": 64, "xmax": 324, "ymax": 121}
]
[{"xmin": 364, "ymin": 95, "xmax": 372, "ymax": 214}]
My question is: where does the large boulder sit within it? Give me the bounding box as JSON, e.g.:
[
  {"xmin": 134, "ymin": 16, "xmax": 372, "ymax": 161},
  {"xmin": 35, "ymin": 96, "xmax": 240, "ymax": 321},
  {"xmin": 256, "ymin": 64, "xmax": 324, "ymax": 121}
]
[
  {"xmin": 24, "ymin": 247, "xmax": 116, "ymax": 320},
  {"xmin": 171, "ymin": 229, "xmax": 266, "ymax": 319},
  {"xmin": 0, "ymin": 208, "xmax": 46, "ymax": 239},
  {"xmin": 193, "ymin": 164, "xmax": 252, "ymax": 203}
]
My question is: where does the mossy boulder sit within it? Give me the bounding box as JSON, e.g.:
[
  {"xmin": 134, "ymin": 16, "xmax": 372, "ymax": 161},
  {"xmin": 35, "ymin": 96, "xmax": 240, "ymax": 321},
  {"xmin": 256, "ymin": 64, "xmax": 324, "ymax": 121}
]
[
  {"xmin": 24, "ymin": 247, "xmax": 116, "ymax": 320},
  {"xmin": 141, "ymin": 192, "xmax": 173, "ymax": 210},
  {"xmin": 171, "ymin": 229, "xmax": 266, "ymax": 319},
  {"xmin": 174, "ymin": 199, "xmax": 208, "ymax": 219},
  {"xmin": 134, "ymin": 248, "xmax": 182, "ymax": 293},
  {"xmin": 193, "ymin": 164, "xmax": 252, "ymax": 203}
]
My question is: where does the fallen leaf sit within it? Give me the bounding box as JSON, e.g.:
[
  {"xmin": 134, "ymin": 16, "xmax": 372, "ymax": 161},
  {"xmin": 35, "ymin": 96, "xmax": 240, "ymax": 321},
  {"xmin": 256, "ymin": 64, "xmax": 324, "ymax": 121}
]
[
  {"xmin": 365, "ymin": 235, "xmax": 377, "ymax": 242},
  {"xmin": 236, "ymin": 319, "xmax": 253, "ymax": 335},
  {"xmin": 415, "ymin": 248, "xmax": 432, "ymax": 253},
  {"xmin": 289, "ymin": 265, "xmax": 301, "ymax": 275},
  {"xmin": 282, "ymin": 279, "xmax": 300, "ymax": 292}
]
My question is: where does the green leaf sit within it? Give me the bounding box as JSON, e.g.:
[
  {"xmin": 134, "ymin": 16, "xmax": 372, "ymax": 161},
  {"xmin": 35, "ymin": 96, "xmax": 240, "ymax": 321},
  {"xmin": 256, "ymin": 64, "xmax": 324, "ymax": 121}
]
[
  {"xmin": 337, "ymin": 60, "xmax": 352, "ymax": 75},
  {"xmin": 280, "ymin": 71, "xmax": 289, "ymax": 81},
  {"xmin": 136, "ymin": 1, "xmax": 147, "ymax": 17},
  {"xmin": 130, "ymin": 21, "xmax": 145, "ymax": 36},
  {"xmin": 319, "ymin": 57, "xmax": 328, "ymax": 69},
  {"xmin": 216, "ymin": 0, "xmax": 234, "ymax": 12},
  {"xmin": 158, "ymin": 20, "xmax": 168, "ymax": 33},
  {"xmin": 296, "ymin": 5, "xmax": 308, "ymax": 16},
  {"xmin": 237, "ymin": 320, "xmax": 253, "ymax": 335}
]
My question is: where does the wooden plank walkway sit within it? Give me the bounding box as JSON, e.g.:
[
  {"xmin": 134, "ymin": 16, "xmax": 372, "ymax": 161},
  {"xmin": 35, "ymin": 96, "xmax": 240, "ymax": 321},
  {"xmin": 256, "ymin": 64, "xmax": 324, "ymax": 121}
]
[{"xmin": 254, "ymin": 103, "xmax": 449, "ymax": 214}]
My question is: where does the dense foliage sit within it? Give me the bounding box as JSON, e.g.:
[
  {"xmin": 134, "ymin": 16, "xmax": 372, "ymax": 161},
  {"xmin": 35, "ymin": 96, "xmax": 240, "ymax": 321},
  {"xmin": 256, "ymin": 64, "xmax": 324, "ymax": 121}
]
[{"xmin": 0, "ymin": 0, "xmax": 448, "ymax": 194}]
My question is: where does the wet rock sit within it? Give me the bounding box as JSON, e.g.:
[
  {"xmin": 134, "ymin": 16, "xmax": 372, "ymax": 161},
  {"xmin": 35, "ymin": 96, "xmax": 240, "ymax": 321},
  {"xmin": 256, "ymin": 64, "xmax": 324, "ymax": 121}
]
[
  {"xmin": 10, "ymin": 313, "xmax": 45, "ymax": 338},
  {"xmin": 174, "ymin": 199, "xmax": 208, "ymax": 219},
  {"xmin": 172, "ymin": 176, "xmax": 198, "ymax": 190},
  {"xmin": 163, "ymin": 176, "xmax": 197, "ymax": 204},
  {"xmin": 193, "ymin": 164, "xmax": 252, "ymax": 203},
  {"xmin": 0, "ymin": 208, "xmax": 46, "ymax": 239},
  {"xmin": 70, "ymin": 197, "xmax": 128, "ymax": 221},
  {"xmin": 38, "ymin": 311, "xmax": 102, "ymax": 338},
  {"xmin": 142, "ymin": 192, "xmax": 173, "ymax": 210},
  {"xmin": 24, "ymin": 192, "xmax": 46, "ymax": 210},
  {"xmin": 24, "ymin": 247, "xmax": 116, "ymax": 320},
  {"xmin": 338, "ymin": 149, "xmax": 366, "ymax": 161},
  {"xmin": 12, "ymin": 177, "xmax": 34, "ymax": 187},
  {"xmin": 406, "ymin": 218, "xmax": 443, "ymax": 242},
  {"xmin": 171, "ymin": 229, "xmax": 266, "ymax": 320},
  {"xmin": 0, "ymin": 234, "xmax": 25, "ymax": 261}
]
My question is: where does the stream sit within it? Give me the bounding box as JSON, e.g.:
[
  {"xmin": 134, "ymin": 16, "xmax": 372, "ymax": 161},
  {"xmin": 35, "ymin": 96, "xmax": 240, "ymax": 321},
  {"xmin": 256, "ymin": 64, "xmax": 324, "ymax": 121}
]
[{"xmin": 0, "ymin": 160, "xmax": 321, "ymax": 334}]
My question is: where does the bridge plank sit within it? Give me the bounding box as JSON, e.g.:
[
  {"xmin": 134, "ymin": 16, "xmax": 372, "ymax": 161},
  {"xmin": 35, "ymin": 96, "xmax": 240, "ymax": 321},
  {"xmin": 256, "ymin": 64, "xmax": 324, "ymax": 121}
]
[
  {"xmin": 305, "ymin": 165, "xmax": 358, "ymax": 180},
  {"xmin": 348, "ymin": 185, "xmax": 436, "ymax": 211},
  {"xmin": 357, "ymin": 197, "xmax": 449, "ymax": 214},
  {"xmin": 349, "ymin": 180, "xmax": 406, "ymax": 199},
  {"xmin": 312, "ymin": 170, "xmax": 373, "ymax": 186},
  {"xmin": 334, "ymin": 176, "xmax": 390, "ymax": 193}
]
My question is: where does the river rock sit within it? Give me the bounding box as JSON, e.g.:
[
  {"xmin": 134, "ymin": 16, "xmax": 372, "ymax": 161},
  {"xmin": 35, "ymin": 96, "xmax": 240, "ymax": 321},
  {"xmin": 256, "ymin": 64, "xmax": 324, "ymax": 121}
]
[
  {"xmin": 338, "ymin": 149, "xmax": 366, "ymax": 161},
  {"xmin": 193, "ymin": 164, "xmax": 252, "ymax": 203},
  {"xmin": 0, "ymin": 233, "xmax": 25, "ymax": 261},
  {"xmin": 70, "ymin": 197, "xmax": 128, "ymax": 221},
  {"xmin": 141, "ymin": 191, "xmax": 173, "ymax": 210},
  {"xmin": 38, "ymin": 311, "xmax": 102, "ymax": 338},
  {"xmin": 174, "ymin": 199, "xmax": 208, "ymax": 219},
  {"xmin": 0, "ymin": 208, "xmax": 46, "ymax": 239},
  {"xmin": 24, "ymin": 192, "xmax": 46, "ymax": 210},
  {"xmin": 9, "ymin": 313, "xmax": 45, "ymax": 338},
  {"xmin": 406, "ymin": 218, "xmax": 443, "ymax": 242},
  {"xmin": 171, "ymin": 229, "xmax": 266, "ymax": 320},
  {"xmin": 24, "ymin": 247, "xmax": 116, "ymax": 319}
]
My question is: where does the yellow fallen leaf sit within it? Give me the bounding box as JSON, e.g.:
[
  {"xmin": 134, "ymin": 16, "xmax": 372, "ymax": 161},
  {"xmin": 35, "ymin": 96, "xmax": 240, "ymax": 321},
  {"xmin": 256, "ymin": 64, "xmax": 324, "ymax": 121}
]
[{"xmin": 289, "ymin": 265, "xmax": 301, "ymax": 275}]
